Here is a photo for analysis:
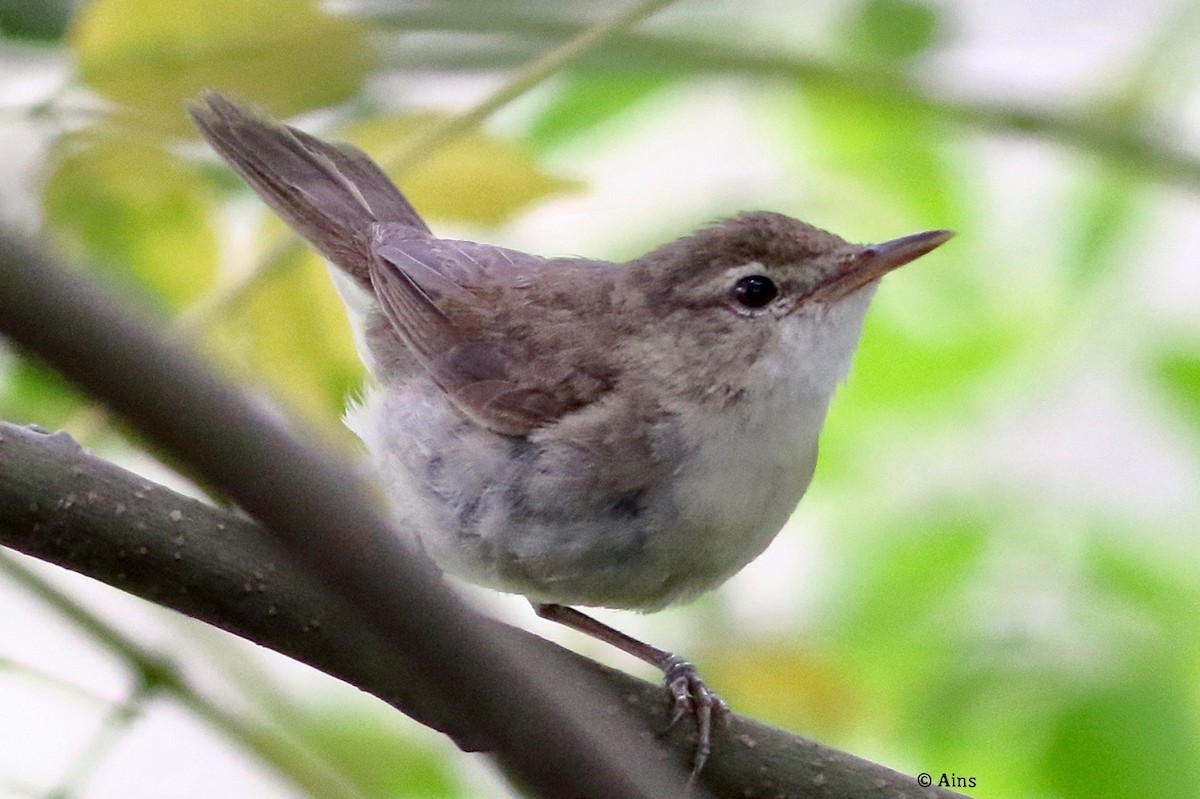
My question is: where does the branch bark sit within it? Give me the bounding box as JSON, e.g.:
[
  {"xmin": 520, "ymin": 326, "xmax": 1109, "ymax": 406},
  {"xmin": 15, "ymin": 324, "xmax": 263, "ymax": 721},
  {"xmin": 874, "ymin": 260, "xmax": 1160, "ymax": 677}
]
[{"xmin": 0, "ymin": 231, "xmax": 967, "ymax": 798}]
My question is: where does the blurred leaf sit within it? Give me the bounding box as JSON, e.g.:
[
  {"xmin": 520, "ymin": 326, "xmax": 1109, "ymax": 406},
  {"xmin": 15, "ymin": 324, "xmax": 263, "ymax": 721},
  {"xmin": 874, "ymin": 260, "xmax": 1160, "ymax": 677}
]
[
  {"xmin": 909, "ymin": 663, "xmax": 1057, "ymax": 794},
  {"xmin": 0, "ymin": 357, "xmax": 85, "ymax": 427},
  {"xmin": 525, "ymin": 70, "xmax": 674, "ymax": 152},
  {"xmin": 1152, "ymin": 349, "xmax": 1200, "ymax": 437},
  {"xmin": 42, "ymin": 133, "xmax": 219, "ymax": 312},
  {"xmin": 1062, "ymin": 164, "xmax": 1145, "ymax": 288},
  {"xmin": 0, "ymin": 0, "xmax": 72, "ymax": 40},
  {"xmin": 849, "ymin": 312, "xmax": 1017, "ymax": 411},
  {"xmin": 1039, "ymin": 674, "xmax": 1200, "ymax": 799},
  {"xmin": 830, "ymin": 513, "xmax": 987, "ymax": 673},
  {"xmin": 290, "ymin": 706, "xmax": 460, "ymax": 798},
  {"xmin": 817, "ymin": 309, "xmax": 1023, "ymax": 478},
  {"xmin": 841, "ymin": 0, "xmax": 941, "ymax": 63},
  {"xmin": 701, "ymin": 642, "xmax": 860, "ymax": 735},
  {"xmin": 205, "ymin": 243, "xmax": 363, "ymax": 430},
  {"xmin": 347, "ymin": 115, "xmax": 582, "ymax": 226},
  {"xmin": 71, "ymin": 0, "xmax": 371, "ymax": 130},
  {"xmin": 795, "ymin": 84, "xmax": 960, "ymax": 227},
  {"xmin": 1086, "ymin": 535, "xmax": 1200, "ymax": 646}
]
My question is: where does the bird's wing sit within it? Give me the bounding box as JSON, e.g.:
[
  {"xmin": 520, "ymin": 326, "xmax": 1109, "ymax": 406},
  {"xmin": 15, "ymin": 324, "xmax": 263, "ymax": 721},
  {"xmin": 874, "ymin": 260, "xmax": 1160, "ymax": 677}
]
[{"xmin": 368, "ymin": 225, "xmax": 621, "ymax": 436}]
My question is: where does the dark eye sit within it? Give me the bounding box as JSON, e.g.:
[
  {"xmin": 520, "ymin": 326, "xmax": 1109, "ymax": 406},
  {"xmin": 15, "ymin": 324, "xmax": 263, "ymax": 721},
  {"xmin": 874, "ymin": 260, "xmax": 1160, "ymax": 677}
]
[{"xmin": 732, "ymin": 275, "xmax": 778, "ymax": 309}]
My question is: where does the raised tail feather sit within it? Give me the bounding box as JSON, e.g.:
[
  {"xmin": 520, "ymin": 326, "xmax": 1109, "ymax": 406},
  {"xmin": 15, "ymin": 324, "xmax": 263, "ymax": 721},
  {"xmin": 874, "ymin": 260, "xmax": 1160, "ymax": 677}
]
[{"xmin": 189, "ymin": 92, "xmax": 430, "ymax": 290}]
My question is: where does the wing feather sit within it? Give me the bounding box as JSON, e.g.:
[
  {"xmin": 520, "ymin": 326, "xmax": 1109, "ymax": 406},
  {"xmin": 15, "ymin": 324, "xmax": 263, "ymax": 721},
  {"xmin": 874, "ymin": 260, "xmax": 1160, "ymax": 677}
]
[{"xmin": 367, "ymin": 228, "xmax": 621, "ymax": 435}]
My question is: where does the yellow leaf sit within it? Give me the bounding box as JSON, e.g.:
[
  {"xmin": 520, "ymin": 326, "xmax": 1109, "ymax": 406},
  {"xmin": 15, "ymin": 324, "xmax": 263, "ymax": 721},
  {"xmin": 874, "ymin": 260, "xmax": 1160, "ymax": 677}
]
[
  {"xmin": 42, "ymin": 132, "xmax": 219, "ymax": 311},
  {"xmin": 72, "ymin": 0, "xmax": 372, "ymax": 131},
  {"xmin": 700, "ymin": 641, "xmax": 862, "ymax": 734},
  {"xmin": 345, "ymin": 115, "xmax": 582, "ymax": 226},
  {"xmin": 205, "ymin": 242, "xmax": 364, "ymax": 435}
]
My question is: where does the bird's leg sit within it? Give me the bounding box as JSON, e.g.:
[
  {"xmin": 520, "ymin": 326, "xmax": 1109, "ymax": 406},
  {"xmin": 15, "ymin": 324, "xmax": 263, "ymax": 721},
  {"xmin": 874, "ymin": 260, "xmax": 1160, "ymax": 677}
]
[{"xmin": 532, "ymin": 602, "xmax": 726, "ymax": 783}]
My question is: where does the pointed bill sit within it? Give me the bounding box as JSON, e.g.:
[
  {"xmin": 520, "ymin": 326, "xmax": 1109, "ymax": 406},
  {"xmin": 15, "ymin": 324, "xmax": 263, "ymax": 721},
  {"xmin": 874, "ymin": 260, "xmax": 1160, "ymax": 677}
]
[{"xmin": 806, "ymin": 229, "xmax": 953, "ymax": 305}]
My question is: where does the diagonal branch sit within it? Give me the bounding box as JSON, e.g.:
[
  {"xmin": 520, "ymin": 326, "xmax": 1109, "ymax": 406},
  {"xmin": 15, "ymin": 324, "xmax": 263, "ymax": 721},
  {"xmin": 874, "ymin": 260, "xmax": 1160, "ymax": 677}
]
[{"xmin": 0, "ymin": 551, "xmax": 379, "ymax": 799}]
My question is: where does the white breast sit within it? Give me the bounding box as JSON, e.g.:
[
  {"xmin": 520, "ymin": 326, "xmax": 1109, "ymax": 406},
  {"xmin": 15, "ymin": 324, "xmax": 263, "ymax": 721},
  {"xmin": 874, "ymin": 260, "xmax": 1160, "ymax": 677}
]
[
  {"xmin": 644, "ymin": 293, "xmax": 874, "ymax": 603},
  {"xmin": 647, "ymin": 383, "xmax": 826, "ymax": 604}
]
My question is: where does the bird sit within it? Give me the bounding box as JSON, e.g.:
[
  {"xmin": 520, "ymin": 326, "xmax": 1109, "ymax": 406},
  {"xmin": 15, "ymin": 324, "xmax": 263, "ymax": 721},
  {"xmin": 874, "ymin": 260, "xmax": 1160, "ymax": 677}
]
[{"xmin": 189, "ymin": 91, "xmax": 951, "ymax": 780}]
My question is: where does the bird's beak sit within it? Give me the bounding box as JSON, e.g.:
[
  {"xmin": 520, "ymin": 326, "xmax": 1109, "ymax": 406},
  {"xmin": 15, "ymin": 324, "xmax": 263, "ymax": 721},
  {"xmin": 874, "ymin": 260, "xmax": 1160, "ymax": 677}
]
[{"xmin": 806, "ymin": 229, "xmax": 954, "ymax": 305}]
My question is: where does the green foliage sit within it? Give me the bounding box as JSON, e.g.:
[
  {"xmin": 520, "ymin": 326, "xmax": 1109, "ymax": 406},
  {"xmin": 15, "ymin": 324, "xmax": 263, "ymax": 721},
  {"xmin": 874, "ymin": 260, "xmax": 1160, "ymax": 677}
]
[
  {"xmin": 701, "ymin": 641, "xmax": 864, "ymax": 737},
  {"xmin": 3, "ymin": 1, "xmax": 1200, "ymax": 797},
  {"xmin": 525, "ymin": 70, "xmax": 674, "ymax": 151},
  {"xmin": 0, "ymin": 0, "xmax": 72, "ymax": 40},
  {"xmin": 204, "ymin": 241, "xmax": 365, "ymax": 433},
  {"xmin": 1154, "ymin": 349, "xmax": 1200, "ymax": 438},
  {"xmin": 820, "ymin": 309, "xmax": 1023, "ymax": 476},
  {"xmin": 1086, "ymin": 535, "xmax": 1200, "ymax": 644},
  {"xmin": 840, "ymin": 0, "xmax": 941, "ymax": 63},
  {"xmin": 0, "ymin": 357, "xmax": 86, "ymax": 427},
  {"xmin": 1039, "ymin": 675, "xmax": 1200, "ymax": 799},
  {"xmin": 829, "ymin": 511, "xmax": 989, "ymax": 682},
  {"xmin": 1062, "ymin": 164, "xmax": 1146, "ymax": 289},
  {"xmin": 792, "ymin": 84, "xmax": 961, "ymax": 229},
  {"xmin": 289, "ymin": 707, "xmax": 462, "ymax": 798}
]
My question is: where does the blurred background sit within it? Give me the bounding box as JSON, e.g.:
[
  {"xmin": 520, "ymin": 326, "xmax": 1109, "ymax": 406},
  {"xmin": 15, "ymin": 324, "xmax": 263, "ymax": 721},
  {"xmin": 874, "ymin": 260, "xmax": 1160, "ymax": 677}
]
[{"xmin": 1, "ymin": 0, "xmax": 1199, "ymax": 797}]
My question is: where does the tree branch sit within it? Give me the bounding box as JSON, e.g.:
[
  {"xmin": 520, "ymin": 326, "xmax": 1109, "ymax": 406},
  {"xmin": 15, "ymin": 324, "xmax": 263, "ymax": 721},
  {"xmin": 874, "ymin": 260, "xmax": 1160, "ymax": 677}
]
[{"xmin": 0, "ymin": 231, "xmax": 966, "ymax": 798}]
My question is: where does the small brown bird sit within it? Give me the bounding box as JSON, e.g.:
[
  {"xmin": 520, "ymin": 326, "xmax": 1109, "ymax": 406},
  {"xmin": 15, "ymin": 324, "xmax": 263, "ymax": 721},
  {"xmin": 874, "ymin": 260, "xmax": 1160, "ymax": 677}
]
[{"xmin": 190, "ymin": 92, "xmax": 951, "ymax": 779}]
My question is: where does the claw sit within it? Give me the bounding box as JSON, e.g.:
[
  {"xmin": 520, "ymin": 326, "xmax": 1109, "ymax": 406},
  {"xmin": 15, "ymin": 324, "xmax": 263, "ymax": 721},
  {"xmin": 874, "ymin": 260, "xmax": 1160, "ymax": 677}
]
[
  {"xmin": 660, "ymin": 656, "xmax": 725, "ymax": 787},
  {"xmin": 529, "ymin": 605, "xmax": 727, "ymax": 791}
]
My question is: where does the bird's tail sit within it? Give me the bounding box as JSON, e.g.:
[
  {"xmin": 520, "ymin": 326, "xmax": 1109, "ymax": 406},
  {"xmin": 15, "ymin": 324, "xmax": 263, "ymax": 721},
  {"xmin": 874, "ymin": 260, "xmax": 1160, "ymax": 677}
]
[{"xmin": 189, "ymin": 92, "xmax": 430, "ymax": 290}]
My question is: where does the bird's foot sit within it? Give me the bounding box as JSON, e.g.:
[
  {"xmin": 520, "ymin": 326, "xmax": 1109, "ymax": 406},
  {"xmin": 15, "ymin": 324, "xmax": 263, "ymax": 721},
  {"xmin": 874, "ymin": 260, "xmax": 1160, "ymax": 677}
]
[{"xmin": 660, "ymin": 655, "xmax": 728, "ymax": 788}]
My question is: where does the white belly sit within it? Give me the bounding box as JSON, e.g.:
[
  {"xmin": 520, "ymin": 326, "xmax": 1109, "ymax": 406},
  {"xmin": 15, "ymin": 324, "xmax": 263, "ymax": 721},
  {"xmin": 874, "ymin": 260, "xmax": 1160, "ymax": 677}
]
[
  {"xmin": 642, "ymin": 394, "xmax": 824, "ymax": 605},
  {"xmin": 345, "ymin": 371, "xmax": 830, "ymax": 611}
]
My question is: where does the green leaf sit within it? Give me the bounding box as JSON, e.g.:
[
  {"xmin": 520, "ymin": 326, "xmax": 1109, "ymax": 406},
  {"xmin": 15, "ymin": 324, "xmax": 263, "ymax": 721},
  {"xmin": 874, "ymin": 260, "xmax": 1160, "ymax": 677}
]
[
  {"xmin": 1085, "ymin": 535, "xmax": 1200, "ymax": 650},
  {"xmin": 0, "ymin": 357, "xmax": 86, "ymax": 427},
  {"xmin": 205, "ymin": 243, "xmax": 364, "ymax": 431},
  {"xmin": 816, "ymin": 308, "xmax": 1024, "ymax": 479},
  {"xmin": 525, "ymin": 70, "xmax": 674, "ymax": 152},
  {"xmin": 849, "ymin": 313, "xmax": 1016, "ymax": 410},
  {"xmin": 701, "ymin": 642, "xmax": 859, "ymax": 736},
  {"xmin": 841, "ymin": 0, "xmax": 941, "ymax": 63},
  {"xmin": 0, "ymin": 0, "xmax": 73, "ymax": 40},
  {"xmin": 795, "ymin": 83, "xmax": 960, "ymax": 228},
  {"xmin": 71, "ymin": 0, "xmax": 372, "ymax": 130},
  {"xmin": 42, "ymin": 133, "xmax": 219, "ymax": 312},
  {"xmin": 1039, "ymin": 674, "xmax": 1200, "ymax": 799},
  {"xmin": 345, "ymin": 115, "xmax": 582, "ymax": 226},
  {"xmin": 288, "ymin": 706, "xmax": 460, "ymax": 798},
  {"xmin": 1062, "ymin": 164, "xmax": 1145, "ymax": 288},
  {"xmin": 830, "ymin": 513, "xmax": 988, "ymax": 670},
  {"xmin": 1152, "ymin": 349, "xmax": 1200, "ymax": 437}
]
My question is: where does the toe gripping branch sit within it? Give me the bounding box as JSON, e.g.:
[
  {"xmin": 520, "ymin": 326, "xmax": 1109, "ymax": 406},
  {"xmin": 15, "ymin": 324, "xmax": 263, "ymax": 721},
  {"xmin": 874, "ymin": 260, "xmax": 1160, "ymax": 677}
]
[
  {"xmin": 533, "ymin": 603, "xmax": 727, "ymax": 786},
  {"xmin": 661, "ymin": 654, "xmax": 728, "ymax": 784}
]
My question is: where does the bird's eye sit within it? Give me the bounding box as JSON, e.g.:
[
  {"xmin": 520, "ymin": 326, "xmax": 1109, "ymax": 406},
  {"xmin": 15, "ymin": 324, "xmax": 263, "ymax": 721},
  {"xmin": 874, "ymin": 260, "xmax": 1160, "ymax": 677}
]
[{"xmin": 731, "ymin": 275, "xmax": 779, "ymax": 309}]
